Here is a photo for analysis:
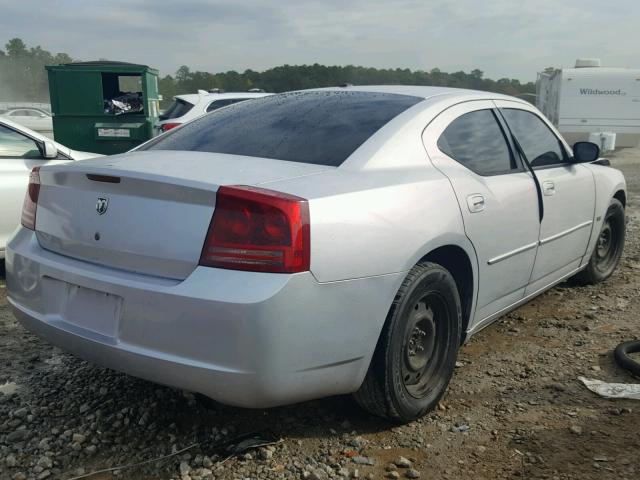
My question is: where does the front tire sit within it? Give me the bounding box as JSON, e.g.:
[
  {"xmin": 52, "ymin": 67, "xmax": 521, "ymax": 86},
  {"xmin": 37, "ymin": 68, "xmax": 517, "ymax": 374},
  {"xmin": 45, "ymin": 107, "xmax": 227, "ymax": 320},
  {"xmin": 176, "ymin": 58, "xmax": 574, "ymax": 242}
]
[
  {"xmin": 574, "ymin": 198, "xmax": 625, "ymax": 285},
  {"xmin": 354, "ymin": 262, "xmax": 462, "ymax": 422}
]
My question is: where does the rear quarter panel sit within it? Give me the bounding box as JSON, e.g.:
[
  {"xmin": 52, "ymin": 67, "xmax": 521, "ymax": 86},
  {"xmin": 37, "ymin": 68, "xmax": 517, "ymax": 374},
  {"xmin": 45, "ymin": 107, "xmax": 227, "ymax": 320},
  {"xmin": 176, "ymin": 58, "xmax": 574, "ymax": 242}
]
[{"xmin": 264, "ymin": 167, "xmax": 476, "ymax": 284}]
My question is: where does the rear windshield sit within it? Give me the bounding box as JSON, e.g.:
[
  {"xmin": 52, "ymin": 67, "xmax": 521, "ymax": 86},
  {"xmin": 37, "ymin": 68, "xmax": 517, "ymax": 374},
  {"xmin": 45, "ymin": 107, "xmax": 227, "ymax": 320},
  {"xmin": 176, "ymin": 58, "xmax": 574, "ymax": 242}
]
[
  {"xmin": 159, "ymin": 98, "xmax": 194, "ymax": 120},
  {"xmin": 142, "ymin": 91, "xmax": 422, "ymax": 166}
]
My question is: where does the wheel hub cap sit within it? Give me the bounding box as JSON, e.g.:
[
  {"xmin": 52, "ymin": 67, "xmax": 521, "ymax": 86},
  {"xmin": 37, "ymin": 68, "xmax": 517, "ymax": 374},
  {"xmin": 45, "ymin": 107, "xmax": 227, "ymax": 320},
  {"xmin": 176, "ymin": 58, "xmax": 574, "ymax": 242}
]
[
  {"xmin": 596, "ymin": 222, "xmax": 612, "ymax": 259},
  {"xmin": 401, "ymin": 295, "xmax": 444, "ymax": 398},
  {"xmin": 405, "ymin": 309, "xmax": 435, "ymax": 372}
]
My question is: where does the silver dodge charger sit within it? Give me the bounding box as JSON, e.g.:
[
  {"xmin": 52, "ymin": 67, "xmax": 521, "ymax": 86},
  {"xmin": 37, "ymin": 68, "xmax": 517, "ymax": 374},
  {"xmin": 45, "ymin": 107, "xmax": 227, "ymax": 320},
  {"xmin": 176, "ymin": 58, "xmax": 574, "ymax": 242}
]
[{"xmin": 6, "ymin": 86, "xmax": 626, "ymax": 422}]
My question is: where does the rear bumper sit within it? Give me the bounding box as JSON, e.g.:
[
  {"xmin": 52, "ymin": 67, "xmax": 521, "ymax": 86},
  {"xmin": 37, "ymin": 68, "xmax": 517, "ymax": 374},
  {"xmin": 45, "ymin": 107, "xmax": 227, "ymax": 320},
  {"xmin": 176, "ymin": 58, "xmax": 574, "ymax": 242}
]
[{"xmin": 6, "ymin": 228, "xmax": 403, "ymax": 408}]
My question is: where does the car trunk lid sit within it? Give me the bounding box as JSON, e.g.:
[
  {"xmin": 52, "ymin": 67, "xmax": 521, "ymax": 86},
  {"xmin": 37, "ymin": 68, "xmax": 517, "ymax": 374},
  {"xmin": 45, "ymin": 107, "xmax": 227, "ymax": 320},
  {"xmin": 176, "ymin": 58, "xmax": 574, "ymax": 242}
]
[{"xmin": 34, "ymin": 151, "xmax": 330, "ymax": 279}]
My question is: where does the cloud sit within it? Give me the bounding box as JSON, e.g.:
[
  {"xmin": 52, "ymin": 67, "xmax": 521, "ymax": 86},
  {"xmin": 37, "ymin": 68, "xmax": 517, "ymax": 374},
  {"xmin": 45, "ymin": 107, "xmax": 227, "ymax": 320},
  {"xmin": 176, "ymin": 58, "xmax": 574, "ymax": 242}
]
[{"xmin": 1, "ymin": 0, "xmax": 639, "ymax": 80}]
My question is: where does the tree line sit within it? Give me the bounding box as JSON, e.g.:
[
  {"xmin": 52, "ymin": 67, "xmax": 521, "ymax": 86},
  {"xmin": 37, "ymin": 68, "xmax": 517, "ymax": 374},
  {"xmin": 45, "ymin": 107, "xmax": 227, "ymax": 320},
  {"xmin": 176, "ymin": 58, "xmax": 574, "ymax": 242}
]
[
  {"xmin": 1, "ymin": 38, "xmax": 536, "ymax": 108},
  {"xmin": 160, "ymin": 64, "xmax": 535, "ymax": 107},
  {"xmin": 0, "ymin": 38, "xmax": 72, "ymax": 103}
]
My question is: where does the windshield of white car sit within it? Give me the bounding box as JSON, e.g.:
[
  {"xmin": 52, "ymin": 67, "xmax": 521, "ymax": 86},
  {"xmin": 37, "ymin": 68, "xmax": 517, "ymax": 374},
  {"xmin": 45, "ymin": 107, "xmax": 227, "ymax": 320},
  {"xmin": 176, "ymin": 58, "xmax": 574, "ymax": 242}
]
[
  {"xmin": 142, "ymin": 91, "xmax": 423, "ymax": 166},
  {"xmin": 159, "ymin": 98, "xmax": 194, "ymax": 120}
]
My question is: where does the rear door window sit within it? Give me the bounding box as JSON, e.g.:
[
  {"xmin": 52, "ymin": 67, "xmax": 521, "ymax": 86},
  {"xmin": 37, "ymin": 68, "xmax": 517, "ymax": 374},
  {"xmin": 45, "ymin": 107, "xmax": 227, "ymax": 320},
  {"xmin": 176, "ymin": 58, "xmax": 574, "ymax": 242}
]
[
  {"xmin": 159, "ymin": 99, "xmax": 194, "ymax": 120},
  {"xmin": 500, "ymin": 108, "xmax": 568, "ymax": 168},
  {"xmin": 142, "ymin": 91, "xmax": 423, "ymax": 166},
  {"xmin": 438, "ymin": 109, "xmax": 517, "ymax": 176}
]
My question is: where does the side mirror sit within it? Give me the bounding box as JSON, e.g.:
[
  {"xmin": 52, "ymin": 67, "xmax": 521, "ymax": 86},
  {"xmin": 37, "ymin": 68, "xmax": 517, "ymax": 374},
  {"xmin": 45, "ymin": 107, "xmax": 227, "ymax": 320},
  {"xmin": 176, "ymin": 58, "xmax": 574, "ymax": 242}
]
[
  {"xmin": 572, "ymin": 141, "xmax": 600, "ymax": 163},
  {"xmin": 43, "ymin": 141, "xmax": 58, "ymax": 159}
]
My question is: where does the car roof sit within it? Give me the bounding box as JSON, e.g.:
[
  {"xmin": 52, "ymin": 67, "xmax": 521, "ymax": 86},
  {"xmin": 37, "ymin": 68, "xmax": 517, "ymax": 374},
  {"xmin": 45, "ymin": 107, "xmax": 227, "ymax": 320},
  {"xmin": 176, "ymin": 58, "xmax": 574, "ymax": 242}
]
[
  {"xmin": 312, "ymin": 84, "xmax": 519, "ymax": 103},
  {"xmin": 175, "ymin": 86, "xmax": 519, "ymax": 106}
]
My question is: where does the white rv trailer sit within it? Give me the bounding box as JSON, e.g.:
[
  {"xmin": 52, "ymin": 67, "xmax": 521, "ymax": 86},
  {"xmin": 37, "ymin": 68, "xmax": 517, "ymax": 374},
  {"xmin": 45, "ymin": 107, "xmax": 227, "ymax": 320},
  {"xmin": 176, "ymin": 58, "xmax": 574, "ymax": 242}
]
[{"xmin": 537, "ymin": 59, "xmax": 640, "ymax": 147}]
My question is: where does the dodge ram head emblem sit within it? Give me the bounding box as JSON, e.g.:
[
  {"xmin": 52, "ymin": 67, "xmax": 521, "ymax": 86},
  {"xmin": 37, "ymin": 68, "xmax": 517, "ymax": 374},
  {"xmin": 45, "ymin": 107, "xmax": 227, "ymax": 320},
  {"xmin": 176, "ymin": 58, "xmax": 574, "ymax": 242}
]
[{"xmin": 96, "ymin": 197, "xmax": 109, "ymax": 215}]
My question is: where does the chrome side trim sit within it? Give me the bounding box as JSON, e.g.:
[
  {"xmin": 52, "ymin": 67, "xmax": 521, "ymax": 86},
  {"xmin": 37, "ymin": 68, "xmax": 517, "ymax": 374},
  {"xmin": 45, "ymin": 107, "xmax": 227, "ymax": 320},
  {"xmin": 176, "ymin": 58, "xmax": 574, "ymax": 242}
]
[
  {"xmin": 487, "ymin": 242, "xmax": 538, "ymax": 265},
  {"xmin": 539, "ymin": 220, "xmax": 593, "ymax": 246},
  {"xmin": 486, "ymin": 220, "xmax": 593, "ymax": 265}
]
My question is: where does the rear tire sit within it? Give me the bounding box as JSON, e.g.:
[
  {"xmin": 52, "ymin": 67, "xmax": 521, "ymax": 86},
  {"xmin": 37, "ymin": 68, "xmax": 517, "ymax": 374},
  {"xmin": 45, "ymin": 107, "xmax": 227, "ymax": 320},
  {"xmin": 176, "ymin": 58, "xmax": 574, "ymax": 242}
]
[
  {"xmin": 354, "ymin": 262, "xmax": 461, "ymax": 422},
  {"xmin": 573, "ymin": 198, "xmax": 625, "ymax": 285}
]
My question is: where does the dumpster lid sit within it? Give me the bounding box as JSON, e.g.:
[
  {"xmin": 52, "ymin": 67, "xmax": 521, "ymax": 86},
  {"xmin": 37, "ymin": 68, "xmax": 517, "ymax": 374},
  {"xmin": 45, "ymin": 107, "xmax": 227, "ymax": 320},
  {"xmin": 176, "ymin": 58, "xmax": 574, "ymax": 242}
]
[
  {"xmin": 64, "ymin": 61, "xmax": 150, "ymax": 68},
  {"xmin": 47, "ymin": 61, "xmax": 158, "ymax": 75}
]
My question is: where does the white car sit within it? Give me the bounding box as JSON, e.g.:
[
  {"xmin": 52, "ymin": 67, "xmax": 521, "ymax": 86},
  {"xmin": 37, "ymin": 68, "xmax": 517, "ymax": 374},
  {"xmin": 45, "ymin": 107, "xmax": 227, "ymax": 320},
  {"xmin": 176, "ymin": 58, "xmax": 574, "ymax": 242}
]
[
  {"xmin": 1, "ymin": 108, "xmax": 54, "ymax": 138},
  {"xmin": 5, "ymin": 87, "xmax": 626, "ymax": 422},
  {"xmin": 0, "ymin": 117, "xmax": 101, "ymax": 260},
  {"xmin": 158, "ymin": 90, "xmax": 272, "ymax": 132}
]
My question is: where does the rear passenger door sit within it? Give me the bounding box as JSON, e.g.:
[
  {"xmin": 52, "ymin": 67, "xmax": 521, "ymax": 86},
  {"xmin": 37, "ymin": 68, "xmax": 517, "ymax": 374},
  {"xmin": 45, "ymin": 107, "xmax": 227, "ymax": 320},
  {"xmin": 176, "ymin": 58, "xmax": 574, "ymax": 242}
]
[
  {"xmin": 496, "ymin": 102, "xmax": 595, "ymax": 293},
  {"xmin": 423, "ymin": 101, "xmax": 540, "ymax": 326}
]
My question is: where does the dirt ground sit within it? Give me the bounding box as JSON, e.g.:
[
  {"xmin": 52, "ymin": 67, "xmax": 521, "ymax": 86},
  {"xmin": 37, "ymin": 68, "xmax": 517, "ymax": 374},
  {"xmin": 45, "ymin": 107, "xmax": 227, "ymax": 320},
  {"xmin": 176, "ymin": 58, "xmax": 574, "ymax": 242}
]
[{"xmin": 1, "ymin": 151, "xmax": 639, "ymax": 480}]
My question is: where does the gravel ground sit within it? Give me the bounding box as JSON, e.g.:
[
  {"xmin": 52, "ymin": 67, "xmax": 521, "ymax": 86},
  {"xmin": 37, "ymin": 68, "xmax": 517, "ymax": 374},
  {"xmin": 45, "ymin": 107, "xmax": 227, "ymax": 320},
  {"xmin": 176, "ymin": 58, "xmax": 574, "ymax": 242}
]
[{"xmin": 1, "ymin": 151, "xmax": 639, "ymax": 480}]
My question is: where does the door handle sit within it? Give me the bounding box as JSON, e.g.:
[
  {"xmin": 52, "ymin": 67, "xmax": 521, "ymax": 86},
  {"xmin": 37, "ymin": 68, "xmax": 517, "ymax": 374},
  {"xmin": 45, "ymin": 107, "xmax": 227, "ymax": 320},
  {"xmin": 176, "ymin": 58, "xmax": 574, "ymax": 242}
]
[
  {"xmin": 542, "ymin": 181, "xmax": 556, "ymax": 196},
  {"xmin": 467, "ymin": 194, "xmax": 485, "ymax": 213}
]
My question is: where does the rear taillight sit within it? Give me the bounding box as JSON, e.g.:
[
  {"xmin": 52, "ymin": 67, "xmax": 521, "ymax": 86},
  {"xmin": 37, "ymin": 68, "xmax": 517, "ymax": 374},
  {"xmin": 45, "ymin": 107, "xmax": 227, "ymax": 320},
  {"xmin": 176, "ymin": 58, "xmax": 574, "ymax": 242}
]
[
  {"xmin": 21, "ymin": 166, "xmax": 41, "ymax": 230},
  {"xmin": 200, "ymin": 185, "xmax": 310, "ymax": 273},
  {"xmin": 161, "ymin": 122, "xmax": 181, "ymax": 132}
]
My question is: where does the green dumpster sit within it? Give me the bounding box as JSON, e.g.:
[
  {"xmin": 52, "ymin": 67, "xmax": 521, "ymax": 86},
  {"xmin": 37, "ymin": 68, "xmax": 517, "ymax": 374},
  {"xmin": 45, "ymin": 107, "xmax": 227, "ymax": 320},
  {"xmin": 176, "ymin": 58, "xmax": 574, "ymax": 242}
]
[{"xmin": 46, "ymin": 61, "xmax": 160, "ymax": 155}]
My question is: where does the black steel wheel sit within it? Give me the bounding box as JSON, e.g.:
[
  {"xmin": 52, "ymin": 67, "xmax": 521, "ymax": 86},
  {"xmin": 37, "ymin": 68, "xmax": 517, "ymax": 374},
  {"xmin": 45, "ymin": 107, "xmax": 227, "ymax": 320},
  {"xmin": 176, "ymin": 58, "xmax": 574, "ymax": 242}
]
[
  {"xmin": 401, "ymin": 293, "xmax": 450, "ymax": 399},
  {"xmin": 574, "ymin": 198, "xmax": 625, "ymax": 285},
  {"xmin": 354, "ymin": 262, "xmax": 461, "ymax": 422}
]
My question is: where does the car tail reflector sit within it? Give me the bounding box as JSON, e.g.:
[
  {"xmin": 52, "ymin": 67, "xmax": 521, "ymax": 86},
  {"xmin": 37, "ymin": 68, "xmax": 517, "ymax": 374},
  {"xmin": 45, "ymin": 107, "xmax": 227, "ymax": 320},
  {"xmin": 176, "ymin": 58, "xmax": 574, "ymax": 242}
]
[
  {"xmin": 200, "ymin": 185, "xmax": 310, "ymax": 273},
  {"xmin": 161, "ymin": 122, "xmax": 181, "ymax": 132},
  {"xmin": 21, "ymin": 166, "xmax": 41, "ymax": 230}
]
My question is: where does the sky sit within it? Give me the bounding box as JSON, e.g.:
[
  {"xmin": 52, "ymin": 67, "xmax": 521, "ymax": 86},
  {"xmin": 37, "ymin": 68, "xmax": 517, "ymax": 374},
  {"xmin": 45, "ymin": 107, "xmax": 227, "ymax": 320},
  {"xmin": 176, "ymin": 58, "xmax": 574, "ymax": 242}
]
[{"xmin": 1, "ymin": 0, "xmax": 639, "ymax": 82}]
